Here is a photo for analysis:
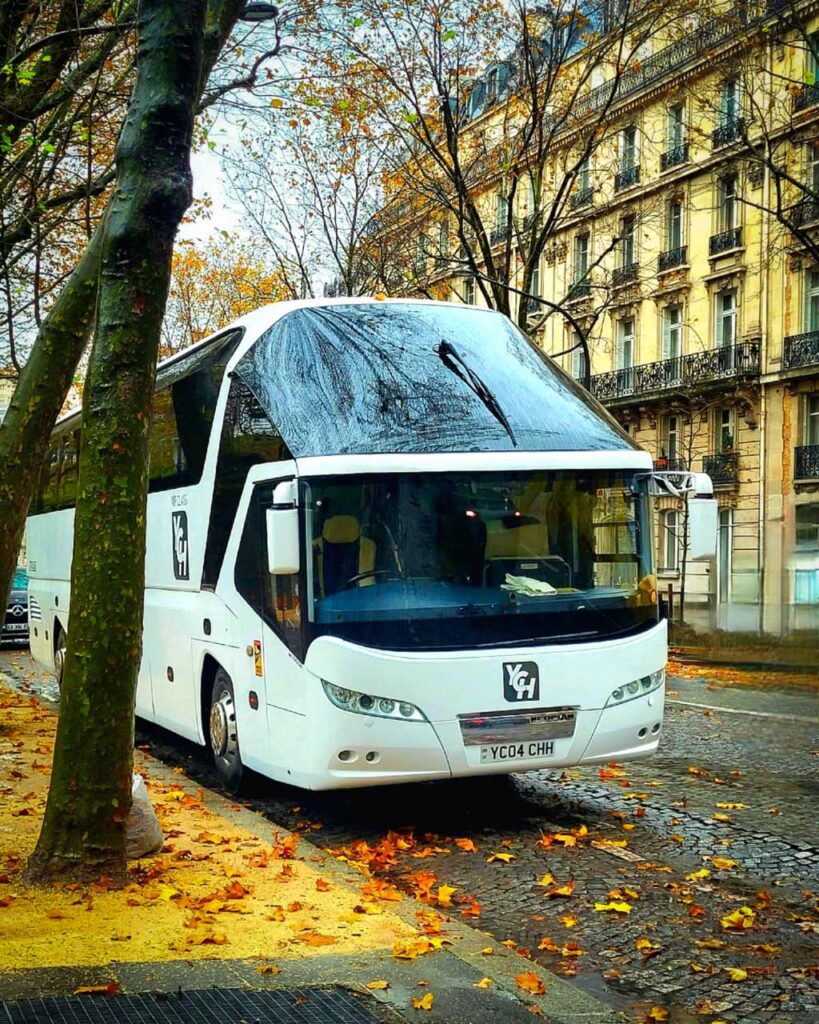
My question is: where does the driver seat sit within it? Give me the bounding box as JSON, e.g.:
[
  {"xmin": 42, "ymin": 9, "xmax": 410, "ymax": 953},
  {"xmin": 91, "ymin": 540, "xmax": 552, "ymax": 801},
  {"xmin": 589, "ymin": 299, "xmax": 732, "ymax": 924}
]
[{"xmin": 315, "ymin": 515, "xmax": 376, "ymax": 596}]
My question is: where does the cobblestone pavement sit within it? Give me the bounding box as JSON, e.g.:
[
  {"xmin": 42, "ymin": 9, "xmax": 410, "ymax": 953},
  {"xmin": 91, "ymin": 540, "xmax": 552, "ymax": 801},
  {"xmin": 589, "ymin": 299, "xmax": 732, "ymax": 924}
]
[{"xmin": 2, "ymin": 649, "xmax": 817, "ymax": 1024}]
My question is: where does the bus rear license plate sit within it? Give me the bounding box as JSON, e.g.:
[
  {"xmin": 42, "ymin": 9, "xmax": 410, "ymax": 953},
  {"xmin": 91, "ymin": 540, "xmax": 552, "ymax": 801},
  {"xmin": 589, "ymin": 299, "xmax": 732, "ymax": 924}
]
[
  {"xmin": 4, "ymin": 623, "xmax": 26, "ymax": 631},
  {"xmin": 480, "ymin": 741, "xmax": 555, "ymax": 763}
]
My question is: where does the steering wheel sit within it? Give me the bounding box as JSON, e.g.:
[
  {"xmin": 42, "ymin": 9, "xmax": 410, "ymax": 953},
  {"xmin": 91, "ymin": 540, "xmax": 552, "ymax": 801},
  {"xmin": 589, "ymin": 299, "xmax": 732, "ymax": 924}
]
[{"xmin": 343, "ymin": 569, "xmax": 399, "ymax": 588}]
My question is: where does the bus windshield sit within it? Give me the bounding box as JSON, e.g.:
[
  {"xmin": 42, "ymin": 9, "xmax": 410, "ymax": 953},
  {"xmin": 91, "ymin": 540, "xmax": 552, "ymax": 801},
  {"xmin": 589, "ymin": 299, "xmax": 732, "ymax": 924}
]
[{"xmin": 303, "ymin": 470, "xmax": 656, "ymax": 651}]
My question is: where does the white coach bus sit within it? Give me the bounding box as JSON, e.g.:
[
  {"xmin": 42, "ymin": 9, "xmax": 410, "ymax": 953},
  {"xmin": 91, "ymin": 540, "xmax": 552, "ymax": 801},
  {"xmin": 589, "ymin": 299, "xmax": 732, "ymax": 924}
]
[{"xmin": 26, "ymin": 299, "xmax": 716, "ymax": 792}]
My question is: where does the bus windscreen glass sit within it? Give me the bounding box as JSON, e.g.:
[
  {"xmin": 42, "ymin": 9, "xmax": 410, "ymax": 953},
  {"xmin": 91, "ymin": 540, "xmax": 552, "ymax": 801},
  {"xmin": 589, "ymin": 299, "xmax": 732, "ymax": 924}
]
[{"xmin": 304, "ymin": 470, "xmax": 656, "ymax": 651}]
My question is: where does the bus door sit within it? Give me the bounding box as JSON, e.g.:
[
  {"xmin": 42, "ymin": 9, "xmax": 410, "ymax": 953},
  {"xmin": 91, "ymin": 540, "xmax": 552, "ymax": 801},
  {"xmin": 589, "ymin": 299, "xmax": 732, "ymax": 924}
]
[{"xmin": 224, "ymin": 473, "xmax": 307, "ymax": 776}]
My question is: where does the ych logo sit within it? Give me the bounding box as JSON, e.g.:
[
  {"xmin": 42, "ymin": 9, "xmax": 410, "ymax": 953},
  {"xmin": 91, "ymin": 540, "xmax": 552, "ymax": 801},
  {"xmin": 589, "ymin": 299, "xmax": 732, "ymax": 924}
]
[
  {"xmin": 172, "ymin": 511, "xmax": 189, "ymax": 580},
  {"xmin": 503, "ymin": 661, "xmax": 540, "ymax": 702}
]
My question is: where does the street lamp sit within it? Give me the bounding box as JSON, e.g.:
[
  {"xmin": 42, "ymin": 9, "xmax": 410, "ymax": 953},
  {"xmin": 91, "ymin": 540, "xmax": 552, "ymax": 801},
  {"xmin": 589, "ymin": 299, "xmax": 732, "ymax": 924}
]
[{"xmin": 240, "ymin": 3, "xmax": 279, "ymax": 22}]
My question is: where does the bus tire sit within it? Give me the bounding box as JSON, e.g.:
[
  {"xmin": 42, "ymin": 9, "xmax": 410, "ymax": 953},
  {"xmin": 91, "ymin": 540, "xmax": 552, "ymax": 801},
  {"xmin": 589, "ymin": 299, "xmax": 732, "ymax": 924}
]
[
  {"xmin": 54, "ymin": 626, "xmax": 67, "ymax": 691},
  {"xmin": 208, "ymin": 669, "xmax": 244, "ymax": 793}
]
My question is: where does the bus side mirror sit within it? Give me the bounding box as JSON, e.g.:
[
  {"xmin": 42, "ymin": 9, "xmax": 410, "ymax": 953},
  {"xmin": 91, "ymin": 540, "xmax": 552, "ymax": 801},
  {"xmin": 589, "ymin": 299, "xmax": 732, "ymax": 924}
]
[
  {"xmin": 266, "ymin": 480, "xmax": 300, "ymax": 575},
  {"xmin": 688, "ymin": 495, "xmax": 718, "ymax": 561}
]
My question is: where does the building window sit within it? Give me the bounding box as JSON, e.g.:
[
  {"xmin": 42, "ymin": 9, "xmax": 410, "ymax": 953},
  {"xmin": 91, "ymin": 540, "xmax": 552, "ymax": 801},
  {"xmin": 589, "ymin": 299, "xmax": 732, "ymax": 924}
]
[
  {"xmin": 616, "ymin": 318, "xmax": 635, "ymax": 391},
  {"xmin": 805, "ymin": 269, "xmax": 819, "ymax": 331},
  {"xmin": 718, "ymin": 175, "xmax": 738, "ymax": 231},
  {"xmin": 620, "ymin": 213, "xmax": 636, "ymax": 267},
  {"xmin": 806, "ymin": 393, "xmax": 819, "ymax": 445},
  {"xmin": 667, "ymin": 200, "xmax": 683, "ymax": 251},
  {"xmin": 808, "ymin": 145, "xmax": 819, "ymax": 192},
  {"xmin": 570, "ymin": 331, "xmax": 587, "ymax": 379},
  {"xmin": 662, "ymin": 305, "xmax": 683, "ymax": 360},
  {"xmin": 438, "ymin": 218, "xmax": 449, "ymax": 258},
  {"xmin": 577, "ymin": 154, "xmax": 591, "ymax": 192},
  {"xmin": 660, "ymin": 414, "xmax": 680, "ymax": 462},
  {"xmin": 667, "ymin": 104, "xmax": 685, "ymax": 149},
  {"xmin": 620, "ymin": 125, "xmax": 637, "ymax": 171},
  {"xmin": 715, "ymin": 289, "xmax": 737, "ymax": 347},
  {"xmin": 716, "ymin": 408, "xmax": 735, "ymax": 452},
  {"xmin": 807, "ymin": 31, "xmax": 819, "ymax": 84},
  {"xmin": 495, "ymin": 190, "xmax": 508, "ymax": 232},
  {"xmin": 719, "ymin": 79, "xmax": 740, "ymax": 125},
  {"xmin": 796, "ymin": 503, "xmax": 819, "ymax": 549},
  {"xmin": 660, "ymin": 509, "xmax": 679, "ymax": 572},
  {"xmin": 463, "ymin": 276, "xmax": 475, "ymax": 304},
  {"xmin": 574, "ymin": 232, "xmax": 589, "ymax": 282}
]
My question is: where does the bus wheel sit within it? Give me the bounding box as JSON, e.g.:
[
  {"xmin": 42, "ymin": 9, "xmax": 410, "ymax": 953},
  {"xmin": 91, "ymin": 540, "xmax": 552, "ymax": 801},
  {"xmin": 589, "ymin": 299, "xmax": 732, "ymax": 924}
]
[
  {"xmin": 209, "ymin": 669, "xmax": 244, "ymax": 793},
  {"xmin": 54, "ymin": 627, "xmax": 67, "ymax": 690}
]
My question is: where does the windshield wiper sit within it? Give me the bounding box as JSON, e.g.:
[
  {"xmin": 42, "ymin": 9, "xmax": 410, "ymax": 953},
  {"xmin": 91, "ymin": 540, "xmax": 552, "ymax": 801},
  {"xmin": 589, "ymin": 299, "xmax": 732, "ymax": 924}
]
[{"xmin": 435, "ymin": 339, "xmax": 517, "ymax": 446}]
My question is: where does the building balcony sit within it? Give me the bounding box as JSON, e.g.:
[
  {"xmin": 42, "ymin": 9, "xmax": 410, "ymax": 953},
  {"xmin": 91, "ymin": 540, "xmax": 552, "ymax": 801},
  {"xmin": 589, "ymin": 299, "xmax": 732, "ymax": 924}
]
[
  {"xmin": 794, "ymin": 83, "xmax": 819, "ymax": 112},
  {"xmin": 660, "ymin": 143, "xmax": 689, "ymax": 171},
  {"xmin": 795, "ymin": 444, "xmax": 819, "ymax": 480},
  {"xmin": 589, "ymin": 340, "xmax": 760, "ymax": 405},
  {"xmin": 490, "ymin": 224, "xmax": 510, "ymax": 246},
  {"xmin": 712, "ymin": 117, "xmax": 745, "ymax": 148},
  {"xmin": 570, "ymin": 186, "xmax": 594, "ymax": 210},
  {"xmin": 703, "ymin": 451, "xmax": 739, "ymax": 487},
  {"xmin": 566, "ymin": 280, "xmax": 592, "ymax": 302},
  {"xmin": 783, "ymin": 330, "xmax": 819, "ymax": 370},
  {"xmin": 709, "ymin": 227, "xmax": 742, "ymax": 255},
  {"xmin": 790, "ymin": 197, "xmax": 819, "ymax": 228},
  {"xmin": 658, "ymin": 245, "xmax": 687, "ymax": 272},
  {"xmin": 653, "ymin": 456, "xmax": 688, "ymax": 471},
  {"xmin": 614, "ymin": 165, "xmax": 640, "ymax": 192},
  {"xmin": 612, "ymin": 262, "xmax": 639, "ymax": 287},
  {"xmin": 524, "ymin": 296, "xmax": 544, "ymax": 316}
]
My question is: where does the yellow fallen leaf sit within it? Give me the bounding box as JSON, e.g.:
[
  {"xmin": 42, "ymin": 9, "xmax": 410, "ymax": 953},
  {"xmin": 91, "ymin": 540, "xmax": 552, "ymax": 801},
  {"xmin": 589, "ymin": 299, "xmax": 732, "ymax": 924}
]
[
  {"xmin": 716, "ymin": 802, "xmax": 745, "ymax": 810},
  {"xmin": 157, "ymin": 884, "xmax": 181, "ymax": 901},
  {"xmin": 559, "ymin": 914, "xmax": 577, "ymax": 928},
  {"xmin": 711, "ymin": 857, "xmax": 738, "ymax": 870},
  {"xmin": 257, "ymin": 965, "xmax": 281, "ymax": 975},
  {"xmin": 437, "ymin": 884, "xmax": 457, "ymax": 906},
  {"xmin": 515, "ymin": 971, "xmax": 546, "ymax": 995},
  {"xmin": 635, "ymin": 936, "xmax": 661, "ymax": 953},
  {"xmin": 713, "ymin": 813, "xmax": 731, "ymax": 823},
  {"xmin": 724, "ymin": 967, "xmax": 748, "ymax": 982},
  {"xmin": 721, "ymin": 906, "xmax": 756, "ymax": 931},
  {"xmin": 646, "ymin": 1008, "xmax": 668, "ymax": 1022},
  {"xmin": 553, "ymin": 834, "xmax": 576, "ymax": 847},
  {"xmin": 594, "ymin": 901, "xmax": 632, "ymax": 914},
  {"xmin": 487, "ymin": 852, "xmax": 516, "ymax": 863},
  {"xmin": 474, "ymin": 977, "xmax": 494, "ymax": 989},
  {"xmin": 73, "ymin": 984, "xmax": 121, "ymax": 996},
  {"xmin": 412, "ymin": 992, "xmax": 434, "ymax": 1011},
  {"xmin": 685, "ymin": 868, "xmax": 711, "ymax": 881},
  {"xmin": 537, "ymin": 873, "xmax": 555, "ymax": 887},
  {"xmin": 366, "ymin": 980, "xmax": 389, "ymax": 990},
  {"xmin": 480, "ymin": 947, "xmax": 494, "ymax": 954},
  {"xmin": 455, "ymin": 838, "xmax": 478, "ymax": 852}
]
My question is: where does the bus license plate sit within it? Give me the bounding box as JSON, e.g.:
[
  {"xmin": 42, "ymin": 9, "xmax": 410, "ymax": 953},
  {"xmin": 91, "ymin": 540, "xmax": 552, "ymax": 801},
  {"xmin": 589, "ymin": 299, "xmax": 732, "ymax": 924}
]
[
  {"xmin": 4, "ymin": 623, "xmax": 26, "ymax": 631},
  {"xmin": 480, "ymin": 740, "xmax": 554, "ymax": 763}
]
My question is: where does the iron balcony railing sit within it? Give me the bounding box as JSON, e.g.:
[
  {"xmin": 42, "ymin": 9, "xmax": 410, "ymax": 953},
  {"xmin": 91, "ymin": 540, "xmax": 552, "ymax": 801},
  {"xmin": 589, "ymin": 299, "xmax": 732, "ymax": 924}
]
[
  {"xmin": 612, "ymin": 262, "xmax": 639, "ymax": 287},
  {"xmin": 615, "ymin": 164, "xmax": 640, "ymax": 191},
  {"xmin": 709, "ymin": 227, "xmax": 742, "ymax": 255},
  {"xmin": 658, "ymin": 246, "xmax": 687, "ymax": 271},
  {"xmin": 783, "ymin": 330, "xmax": 819, "ymax": 370},
  {"xmin": 490, "ymin": 223, "xmax": 510, "ymax": 245},
  {"xmin": 790, "ymin": 197, "xmax": 819, "ymax": 227},
  {"xmin": 524, "ymin": 296, "xmax": 544, "ymax": 315},
  {"xmin": 794, "ymin": 83, "xmax": 819, "ymax": 112},
  {"xmin": 795, "ymin": 444, "xmax": 819, "ymax": 479},
  {"xmin": 570, "ymin": 186, "xmax": 594, "ymax": 210},
  {"xmin": 712, "ymin": 117, "xmax": 745, "ymax": 148},
  {"xmin": 660, "ymin": 143, "xmax": 689, "ymax": 171},
  {"xmin": 589, "ymin": 340, "xmax": 760, "ymax": 403},
  {"xmin": 703, "ymin": 451, "xmax": 739, "ymax": 486},
  {"xmin": 653, "ymin": 457, "xmax": 688, "ymax": 471},
  {"xmin": 566, "ymin": 280, "xmax": 592, "ymax": 302}
]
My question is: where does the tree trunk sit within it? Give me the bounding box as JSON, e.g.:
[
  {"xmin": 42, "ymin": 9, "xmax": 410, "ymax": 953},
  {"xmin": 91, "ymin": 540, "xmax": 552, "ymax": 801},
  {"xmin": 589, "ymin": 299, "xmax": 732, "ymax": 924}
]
[
  {"xmin": 25, "ymin": 0, "xmax": 207, "ymax": 883},
  {"xmin": 0, "ymin": 225, "xmax": 103, "ymax": 609},
  {"xmin": 0, "ymin": 0, "xmax": 244, "ymax": 614}
]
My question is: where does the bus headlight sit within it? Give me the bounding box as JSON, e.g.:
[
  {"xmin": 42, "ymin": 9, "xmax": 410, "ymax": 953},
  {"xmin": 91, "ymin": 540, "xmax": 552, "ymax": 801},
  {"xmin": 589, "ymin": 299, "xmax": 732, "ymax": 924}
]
[
  {"xmin": 321, "ymin": 681, "xmax": 426, "ymax": 721},
  {"xmin": 606, "ymin": 669, "xmax": 664, "ymax": 707}
]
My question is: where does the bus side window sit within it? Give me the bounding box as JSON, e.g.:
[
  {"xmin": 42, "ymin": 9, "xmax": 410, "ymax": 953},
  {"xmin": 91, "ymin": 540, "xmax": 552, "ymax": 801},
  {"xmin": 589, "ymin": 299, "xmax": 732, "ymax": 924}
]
[
  {"xmin": 202, "ymin": 377, "xmax": 293, "ymax": 588},
  {"xmin": 31, "ymin": 430, "xmax": 81, "ymax": 514},
  {"xmin": 234, "ymin": 484, "xmax": 303, "ymax": 659}
]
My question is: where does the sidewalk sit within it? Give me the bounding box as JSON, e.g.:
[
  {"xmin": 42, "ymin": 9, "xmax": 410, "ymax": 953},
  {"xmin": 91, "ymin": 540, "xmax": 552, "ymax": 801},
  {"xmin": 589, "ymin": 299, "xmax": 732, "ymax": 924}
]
[{"xmin": 0, "ymin": 673, "xmax": 621, "ymax": 1023}]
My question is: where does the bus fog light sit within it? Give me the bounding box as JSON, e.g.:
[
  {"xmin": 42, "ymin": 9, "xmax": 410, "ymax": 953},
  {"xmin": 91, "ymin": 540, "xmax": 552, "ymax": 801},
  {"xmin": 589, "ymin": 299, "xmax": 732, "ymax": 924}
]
[
  {"xmin": 322, "ymin": 681, "xmax": 426, "ymax": 722},
  {"xmin": 606, "ymin": 669, "xmax": 664, "ymax": 708}
]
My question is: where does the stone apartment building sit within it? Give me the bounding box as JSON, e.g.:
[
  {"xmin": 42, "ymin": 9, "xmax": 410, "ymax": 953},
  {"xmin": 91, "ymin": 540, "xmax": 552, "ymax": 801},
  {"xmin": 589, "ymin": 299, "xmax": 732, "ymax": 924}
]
[{"xmin": 412, "ymin": 2, "xmax": 819, "ymax": 635}]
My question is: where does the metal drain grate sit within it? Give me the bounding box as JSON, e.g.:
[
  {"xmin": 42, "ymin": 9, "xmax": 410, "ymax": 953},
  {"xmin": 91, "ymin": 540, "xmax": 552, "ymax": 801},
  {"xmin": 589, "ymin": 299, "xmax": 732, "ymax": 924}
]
[{"xmin": 1, "ymin": 987, "xmax": 382, "ymax": 1024}]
